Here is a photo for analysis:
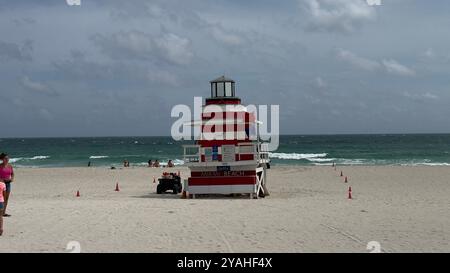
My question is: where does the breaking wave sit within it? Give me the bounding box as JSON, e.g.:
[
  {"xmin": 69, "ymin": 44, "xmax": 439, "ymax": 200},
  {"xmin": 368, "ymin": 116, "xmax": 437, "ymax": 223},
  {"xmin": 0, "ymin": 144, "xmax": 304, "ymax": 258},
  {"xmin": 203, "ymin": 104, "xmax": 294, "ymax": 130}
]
[
  {"xmin": 9, "ymin": 156, "xmax": 50, "ymax": 163},
  {"xmin": 89, "ymin": 155, "xmax": 109, "ymax": 159},
  {"xmin": 403, "ymin": 162, "xmax": 450, "ymax": 166},
  {"xmin": 269, "ymin": 152, "xmax": 329, "ymax": 161}
]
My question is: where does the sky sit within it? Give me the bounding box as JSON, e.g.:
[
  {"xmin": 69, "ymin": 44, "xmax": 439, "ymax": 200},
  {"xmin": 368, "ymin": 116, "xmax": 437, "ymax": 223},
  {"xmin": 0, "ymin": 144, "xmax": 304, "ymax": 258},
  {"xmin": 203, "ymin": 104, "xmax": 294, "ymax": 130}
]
[{"xmin": 1, "ymin": 0, "xmax": 450, "ymax": 137}]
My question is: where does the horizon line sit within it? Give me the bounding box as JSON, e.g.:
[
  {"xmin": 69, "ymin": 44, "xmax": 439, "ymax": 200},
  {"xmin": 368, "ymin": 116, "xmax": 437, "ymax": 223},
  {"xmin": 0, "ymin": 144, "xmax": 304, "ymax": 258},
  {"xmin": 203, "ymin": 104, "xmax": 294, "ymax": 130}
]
[{"xmin": 1, "ymin": 132, "xmax": 450, "ymax": 139}]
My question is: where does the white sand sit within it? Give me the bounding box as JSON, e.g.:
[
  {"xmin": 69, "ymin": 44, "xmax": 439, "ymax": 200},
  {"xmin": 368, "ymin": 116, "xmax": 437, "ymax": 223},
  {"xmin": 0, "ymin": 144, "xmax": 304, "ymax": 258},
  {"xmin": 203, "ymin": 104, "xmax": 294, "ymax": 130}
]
[{"xmin": 1, "ymin": 166, "xmax": 449, "ymax": 253}]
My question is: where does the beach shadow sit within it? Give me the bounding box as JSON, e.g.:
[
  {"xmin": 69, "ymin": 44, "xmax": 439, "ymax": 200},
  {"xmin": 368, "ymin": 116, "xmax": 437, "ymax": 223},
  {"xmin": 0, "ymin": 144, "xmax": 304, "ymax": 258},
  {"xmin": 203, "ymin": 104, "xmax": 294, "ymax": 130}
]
[
  {"xmin": 132, "ymin": 193, "xmax": 182, "ymax": 199},
  {"xmin": 132, "ymin": 193, "xmax": 258, "ymax": 200},
  {"xmin": 188, "ymin": 195, "xmax": 257, "ymax": 200}
]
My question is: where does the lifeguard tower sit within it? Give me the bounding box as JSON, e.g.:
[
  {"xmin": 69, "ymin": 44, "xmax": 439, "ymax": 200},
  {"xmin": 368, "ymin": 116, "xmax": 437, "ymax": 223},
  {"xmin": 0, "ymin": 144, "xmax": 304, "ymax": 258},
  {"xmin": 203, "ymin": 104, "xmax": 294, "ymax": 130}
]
[{"xmin": 183, "ymin": 76, "xmax": 270, "ymax": 199}]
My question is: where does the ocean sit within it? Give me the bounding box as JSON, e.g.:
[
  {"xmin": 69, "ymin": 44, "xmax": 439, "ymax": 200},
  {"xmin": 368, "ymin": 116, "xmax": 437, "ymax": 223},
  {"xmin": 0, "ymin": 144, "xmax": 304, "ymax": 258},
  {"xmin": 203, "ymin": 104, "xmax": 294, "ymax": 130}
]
[{"xmin": 1, "ymin": 134, "xmax": 450, "ymax": 168}]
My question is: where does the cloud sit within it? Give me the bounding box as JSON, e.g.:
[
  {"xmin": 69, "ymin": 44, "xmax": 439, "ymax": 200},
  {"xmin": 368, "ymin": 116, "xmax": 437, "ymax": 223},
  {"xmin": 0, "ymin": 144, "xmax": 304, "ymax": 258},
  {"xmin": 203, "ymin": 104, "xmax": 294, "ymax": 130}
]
[
  {"xmin": 382, "ymin": 59, "xmax": 416, "ymax": 76},
  {"xmin": 424, "ymin": 48, "xmax": 435, "ymax": 59},
  {"xmin": 403, "ymin": 91, "xmax": 438, "ymax": 101},
  {"xmin": 52, "ymin": 52, "xmax": 119, "ymax": 81},
  {"xmin": 91, "ymin": 31, "xmax": 154, "ymax": 59},
  {"xmin": 1, "ymin": 0, "xmax": 450, "ymax": 137},
  {"xmin": 423, "ymin": 92, "xmax": 438, "ymax": 100},
  {"xmin": 12, "ymin": 17, "xmax": 36, "ymax": 26},
  {"xmin": 336, "ymin": 48, "xmax": 416, "ymax": 76},
  {"xmin": 313, "ymin": 76, "xmax": 327, "ymax": 89},
  {"xmin": 336, "ymin": 48, "xmax": 380, "ymax": 71},
  {"xmin": 147, "ymin": 70, "xmax": 179, "ymax": 86},
  {"xmin": 209, "ymin": 24, "xmax": 244, "ymax": 47},
  {"xmin": 301, "ymin": 0, "xmax": 376, "ymax": 33},
  {"xmin": 102, "ymin": 1, "xmax": 167, "ymax": 21},
  {"xmin": 91, "ymin": 30, "xmax": 193, "ymax": 65},
  {"xmin": 21, "ymin": 76, "xmax": 58, "ymax": 96},
  {"xmin": 0, "ymin": 39, "xmax": 33, "ymax": 61},
  {"xmin": 154, "ymin": 32, "xmax": 193, "ymax": 65},
  {"xmin": 38, "ymin": 108, "xmax": 54, "ymax": 121}
]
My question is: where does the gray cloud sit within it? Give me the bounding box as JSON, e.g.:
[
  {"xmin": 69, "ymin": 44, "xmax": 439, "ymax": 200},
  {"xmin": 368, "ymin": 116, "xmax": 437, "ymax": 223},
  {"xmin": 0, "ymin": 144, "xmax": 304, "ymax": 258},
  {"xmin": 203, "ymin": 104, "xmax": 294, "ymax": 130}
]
[
  {"xmin": 336, "ymin": 48, "xmax": 381, "ymax": 71},
  {"xmin": 1, "ymin": 0, "xmax": 450, "ymax": 136},
  {"xmin": 0, "ymin": 40, "xmax": 33, "ymax": 61},
  {"xmin": 37, "ymin": 108, "xmax": 54, "ymax": 121},
  {"xmin": 147, "ymin": 70, "xmax": 180, "ymax": 87},
  {"xmin": 208, "ymin": 23, "xmax": 246, "ymax": 47},
  {"xmin": 313, "ymin": 76, "xmax": 327, "ymax": 89},
  {"xmin": 21, "ymin": 76, "xmax": 58, "ymax": 96},
  {"xmin": 424, "ymin": 48, "xmax": 436, "ymax": 59},
  {"xmin": 91, "ymin": 30, "xmax": 193, "ymax": 65},
  {"xmin": 336, "ymin": 48, "xmax": 416, "ymax": 76},
  {"xmin": 382, "ymin": 59, "xmax": 416, "ymax": 76},
  {"xmin": 301, "ymin": 0, "xmax": 377, "ymax": 33},
  {"xmin": 12, "ymin": 17, "xmax": 36, "ymax": 26},
  {"xmin": 403, "ymin": 91, "xmax": 438, "ymax": 102}
]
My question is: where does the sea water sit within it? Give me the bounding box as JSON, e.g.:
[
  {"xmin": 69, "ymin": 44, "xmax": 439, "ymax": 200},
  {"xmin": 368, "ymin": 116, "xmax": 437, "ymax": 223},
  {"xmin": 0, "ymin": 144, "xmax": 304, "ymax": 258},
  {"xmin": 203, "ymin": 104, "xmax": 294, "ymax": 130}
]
[{"xmin": 1, "ymin": 134, "xmax": 449, "ymax": 168}]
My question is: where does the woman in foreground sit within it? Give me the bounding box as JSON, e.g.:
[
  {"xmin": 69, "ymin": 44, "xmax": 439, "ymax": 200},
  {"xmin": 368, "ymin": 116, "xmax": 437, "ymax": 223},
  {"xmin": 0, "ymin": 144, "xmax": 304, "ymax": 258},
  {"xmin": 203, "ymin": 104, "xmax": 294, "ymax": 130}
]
[
  {"xmin": 0, "ymin": 153, "xmax": 14, "ymax": 217},
  {"xmin": 0, "ymin": 181, "xmax": 5, "ymax": 235}
]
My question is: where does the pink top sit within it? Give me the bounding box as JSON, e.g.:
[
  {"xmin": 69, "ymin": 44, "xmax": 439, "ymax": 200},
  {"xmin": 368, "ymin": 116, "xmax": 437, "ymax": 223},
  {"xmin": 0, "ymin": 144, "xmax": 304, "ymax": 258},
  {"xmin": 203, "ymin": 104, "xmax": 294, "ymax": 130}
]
[
  {"xmin": 0, "ymin": 182, "xmax": 5, "ymax": 202},
  {"xmin": 0, "ymin": 165, "xmax": 13, "ymax": 181}
]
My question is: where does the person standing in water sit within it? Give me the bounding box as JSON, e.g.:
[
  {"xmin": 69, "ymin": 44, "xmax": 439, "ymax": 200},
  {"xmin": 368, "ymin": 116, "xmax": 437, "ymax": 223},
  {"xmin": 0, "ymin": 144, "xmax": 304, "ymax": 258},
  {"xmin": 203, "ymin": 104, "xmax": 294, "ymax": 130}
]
[
  {"xmin": 123, "ymin": 159, "xmax": 130, "ymax": 168},
  {"xmin": 0, "ymin": 153, "xmax": 14, "ymax": 217},
  {"xmin": 167, "ymin": 160, "xmax": 174, "ymax": 168},
  {"xmin": 153, "ymin": 160, "xmax": 160, "ymax": 168}
]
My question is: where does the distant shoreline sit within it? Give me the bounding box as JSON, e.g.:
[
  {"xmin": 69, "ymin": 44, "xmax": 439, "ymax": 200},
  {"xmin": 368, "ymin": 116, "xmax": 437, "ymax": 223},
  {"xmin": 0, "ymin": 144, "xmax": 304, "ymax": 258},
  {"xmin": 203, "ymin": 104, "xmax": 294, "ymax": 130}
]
[
  {"xmin": 2, "ymin": 132, "xmax": 450, "ymax": 139},
  {"xmin": 3, "ymin": 135, "xmax": 450, "ymax": 168},
  {"xmin": 11, "ymin": 164, "xmax": 450, "ymax": 169}
]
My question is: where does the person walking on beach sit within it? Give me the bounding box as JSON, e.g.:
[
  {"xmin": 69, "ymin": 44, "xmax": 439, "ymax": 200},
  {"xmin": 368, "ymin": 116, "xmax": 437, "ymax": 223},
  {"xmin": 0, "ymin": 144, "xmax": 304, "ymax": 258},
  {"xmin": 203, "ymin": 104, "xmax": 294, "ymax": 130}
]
[
  {"xmin": 0, "ymin": 153, "xmax": 13, "ymax": 217},
  {"xmin": 0, "ymin": 181, "xmax": 5, "ymax": 236}
]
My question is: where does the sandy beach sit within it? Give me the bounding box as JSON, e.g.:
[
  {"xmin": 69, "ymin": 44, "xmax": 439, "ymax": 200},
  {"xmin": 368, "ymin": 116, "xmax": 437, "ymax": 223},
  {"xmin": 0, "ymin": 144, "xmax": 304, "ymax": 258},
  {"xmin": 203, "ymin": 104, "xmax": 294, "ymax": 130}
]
[{"xmin": 1, "ymin": 165, "xmax": 449, "ymax": 253}]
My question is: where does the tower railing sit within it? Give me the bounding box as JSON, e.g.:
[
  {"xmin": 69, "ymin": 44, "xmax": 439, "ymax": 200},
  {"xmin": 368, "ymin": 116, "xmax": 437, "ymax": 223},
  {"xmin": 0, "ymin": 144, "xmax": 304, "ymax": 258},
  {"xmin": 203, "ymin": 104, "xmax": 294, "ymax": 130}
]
[
  {"xmin": 258, "ymin": 143, "xmax": 270, "ymax": 163},
  {"xmin": 183, "ymin": 142, "xmax": 270, "ymax": 165},
  {"xmin": 183, "ymin": 145, "xmax": 201, "ymax": 163}
]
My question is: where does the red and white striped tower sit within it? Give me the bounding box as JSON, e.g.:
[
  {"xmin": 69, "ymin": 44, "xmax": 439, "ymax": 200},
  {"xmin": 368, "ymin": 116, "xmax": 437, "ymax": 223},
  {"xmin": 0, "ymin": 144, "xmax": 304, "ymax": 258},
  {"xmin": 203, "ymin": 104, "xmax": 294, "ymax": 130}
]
[{"xmin": 183, "ymin": 76, "xmax": 270, "ymax": 199}]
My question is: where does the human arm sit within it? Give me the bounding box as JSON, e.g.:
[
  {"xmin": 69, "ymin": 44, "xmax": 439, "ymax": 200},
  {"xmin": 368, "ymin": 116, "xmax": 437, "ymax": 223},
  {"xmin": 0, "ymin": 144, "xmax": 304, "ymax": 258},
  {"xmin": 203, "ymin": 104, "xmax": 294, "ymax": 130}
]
[{"xmin": 10, "ymin": 166, "xmax": 14, "ymax": 182}]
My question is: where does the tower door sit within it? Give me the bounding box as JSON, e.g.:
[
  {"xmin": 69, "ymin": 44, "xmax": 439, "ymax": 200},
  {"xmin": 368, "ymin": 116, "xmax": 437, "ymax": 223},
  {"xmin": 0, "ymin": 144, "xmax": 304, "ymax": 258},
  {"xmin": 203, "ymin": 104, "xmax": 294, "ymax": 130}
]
[
  {"xmin": 204, "ymin": 146, "xmax": 219, "ymax": 162},
  {"xmin": 222, "ymin": 145, "xmax": 236, "ymax": 162}
]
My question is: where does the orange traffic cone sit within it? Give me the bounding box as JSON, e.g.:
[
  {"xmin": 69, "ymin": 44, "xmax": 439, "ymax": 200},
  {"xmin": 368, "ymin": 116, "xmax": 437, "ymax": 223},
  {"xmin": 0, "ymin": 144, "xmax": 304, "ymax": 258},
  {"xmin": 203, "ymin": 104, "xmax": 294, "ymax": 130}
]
[
  {"xmin": 76, "ymin": 190, "xmax": 80, "ymax": 197},
  {"xmin": 348, "ymin": 187, "xmax": 352, "ymax": 199},
  {"xmin": 115, "ymin": 182, "xmax": 120, "ymax": 192},
  {"xmin": 344, "ymin": 176, "xmax": 348, "ymax": 183}
]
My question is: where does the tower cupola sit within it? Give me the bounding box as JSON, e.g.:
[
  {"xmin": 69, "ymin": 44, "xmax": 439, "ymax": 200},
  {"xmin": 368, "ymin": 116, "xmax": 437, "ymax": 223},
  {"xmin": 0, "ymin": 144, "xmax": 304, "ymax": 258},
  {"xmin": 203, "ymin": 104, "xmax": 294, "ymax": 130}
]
[{"xmin": 210, "ymin": 75, "xmax": 236, "ymax": 98}]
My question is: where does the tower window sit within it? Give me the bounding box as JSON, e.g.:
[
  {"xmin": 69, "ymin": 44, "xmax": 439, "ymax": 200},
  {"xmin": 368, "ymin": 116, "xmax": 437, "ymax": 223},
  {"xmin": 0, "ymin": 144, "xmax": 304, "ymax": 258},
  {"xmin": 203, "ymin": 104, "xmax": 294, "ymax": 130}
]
[
  {"xmin": 225, "ymin": 82, "xmax": 232, "ymax": 97},
  {"xmin": 211, "ymin": 83, "xmax": 217, "ymax": 97},
  {"xmin": 217, "ymin": 82, "xmax": 224, "ymax": 97},
  {"xmin": 210, "ymin": 76, "xmax": 236, "ymax": 98}
]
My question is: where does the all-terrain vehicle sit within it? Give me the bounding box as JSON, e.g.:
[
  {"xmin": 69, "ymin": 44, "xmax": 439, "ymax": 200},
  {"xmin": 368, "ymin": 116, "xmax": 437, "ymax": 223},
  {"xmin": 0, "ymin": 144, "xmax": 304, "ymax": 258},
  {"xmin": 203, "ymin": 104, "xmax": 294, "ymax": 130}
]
[{"xmin": 156, "ymin": 172, "xmax": 182, "ymax": 194}]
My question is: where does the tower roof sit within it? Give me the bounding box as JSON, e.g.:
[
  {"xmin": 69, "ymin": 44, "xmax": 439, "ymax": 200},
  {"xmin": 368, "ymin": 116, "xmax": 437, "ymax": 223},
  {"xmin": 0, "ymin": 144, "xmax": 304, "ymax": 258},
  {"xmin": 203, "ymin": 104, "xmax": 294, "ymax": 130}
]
[{"xmin": 210, "ymin": 75, "xmax": 235, "ymax": 83}]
